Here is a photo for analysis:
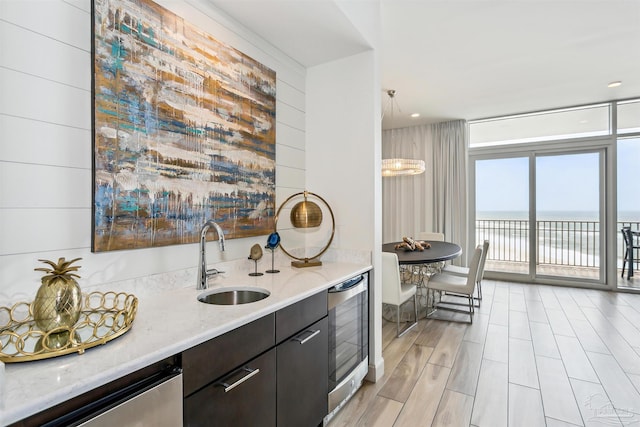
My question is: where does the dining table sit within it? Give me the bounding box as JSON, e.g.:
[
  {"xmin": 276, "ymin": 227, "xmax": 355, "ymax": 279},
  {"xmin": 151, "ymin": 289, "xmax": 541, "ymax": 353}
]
[
  {"xmin": 382, "ymin": 241, "xmax": 462, "ymax": 265},
  {"xmin": 382, "ymin": 240, "xmax": 462, "ymax": 318}
]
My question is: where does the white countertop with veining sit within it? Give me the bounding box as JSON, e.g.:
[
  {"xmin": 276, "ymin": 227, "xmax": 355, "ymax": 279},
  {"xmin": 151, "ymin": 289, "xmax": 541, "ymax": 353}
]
[{"xmin": 2, "ymin": 261, "xmax": 371, "ymax": 425}]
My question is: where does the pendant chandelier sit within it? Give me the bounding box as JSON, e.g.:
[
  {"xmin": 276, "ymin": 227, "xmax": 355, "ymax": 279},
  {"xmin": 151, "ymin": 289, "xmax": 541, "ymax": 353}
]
[
  {"xmin": 382, "ymin": 90, "xmax": 425, "ymax": 177},
  {"xmin": 382, "ymin": 158, "xmax": 426, "ymax": 176}
]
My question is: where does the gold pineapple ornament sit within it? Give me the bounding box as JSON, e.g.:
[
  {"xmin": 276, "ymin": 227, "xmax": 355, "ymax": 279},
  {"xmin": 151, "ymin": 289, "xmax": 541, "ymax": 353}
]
[{"xmin": 33, "ymin": 257, "xmax": 83, "ymax": 332}]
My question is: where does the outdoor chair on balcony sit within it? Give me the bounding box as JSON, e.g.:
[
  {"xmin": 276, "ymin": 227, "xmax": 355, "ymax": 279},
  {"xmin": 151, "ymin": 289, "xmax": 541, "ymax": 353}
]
[
  {"xmin": 382, "ymin": 252, "xmax": 418, "ymax": 337},
  {"xmin": 442, "ymin": 240, "xmax": 489, "ymax": 304},
  {"xmin": 621, "ymin": 227, "xmax": 640, "ymax": 279},
  {"xmin": 426, "ymin": 245, "xmax": 483, "ymax": 323}
]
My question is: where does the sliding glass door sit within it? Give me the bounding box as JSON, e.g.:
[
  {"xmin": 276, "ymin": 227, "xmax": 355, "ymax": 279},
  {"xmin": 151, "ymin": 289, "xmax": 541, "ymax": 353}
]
[
  {"xmin": 473, "ymin": 149, "xmax": 605, "ymax": 284},
  {"xmin": 475, "ymin": 157, "xmax": 529, "ymax": 275},
  {"xmin": 535, "ymin": 152, "xmax": 603, "ymax": 281}
]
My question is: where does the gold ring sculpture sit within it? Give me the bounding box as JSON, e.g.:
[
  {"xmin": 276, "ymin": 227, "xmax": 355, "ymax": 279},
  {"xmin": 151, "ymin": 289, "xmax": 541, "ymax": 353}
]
[{"xmin": 274, "ymin": 191, "xmax": 335, "ymax": 268}]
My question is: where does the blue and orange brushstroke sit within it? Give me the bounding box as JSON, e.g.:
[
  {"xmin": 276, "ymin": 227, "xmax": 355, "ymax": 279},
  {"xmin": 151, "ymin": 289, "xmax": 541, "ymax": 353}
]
[{"xmin": 92, "ymin": 0, "xmax": 276, "ymax": 251}]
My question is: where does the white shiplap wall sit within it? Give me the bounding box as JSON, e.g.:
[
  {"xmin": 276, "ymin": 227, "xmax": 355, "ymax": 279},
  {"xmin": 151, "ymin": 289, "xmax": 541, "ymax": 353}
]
[{"xmin": 0, "ymin": 0, "xmax": 306, "ymax": 302}]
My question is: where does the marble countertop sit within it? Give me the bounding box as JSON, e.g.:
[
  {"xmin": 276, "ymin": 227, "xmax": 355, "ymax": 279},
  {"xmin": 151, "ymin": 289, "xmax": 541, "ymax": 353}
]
[{"xmin": 2, "ymin": 261, "xmax": 371, "ymax": 425}]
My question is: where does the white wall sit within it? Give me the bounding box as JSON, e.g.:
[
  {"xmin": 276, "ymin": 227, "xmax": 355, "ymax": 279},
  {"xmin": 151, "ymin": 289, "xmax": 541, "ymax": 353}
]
[
  {"xmin": 306, "ymin": 50, "xmax": 383, "ymax": 380},
  {"xmin": 0, "ymin": 0, "xmax": 307, "ymax": 302}
]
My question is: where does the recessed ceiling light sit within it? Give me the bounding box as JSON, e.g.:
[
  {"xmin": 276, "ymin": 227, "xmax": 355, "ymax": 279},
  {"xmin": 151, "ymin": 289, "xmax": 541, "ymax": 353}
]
[
  {"xmin": 608, "ymin": 81, "xmax": 622, "ymax": 88},
  {"xmin": 410, "ymin": 113, "xmax": 420, "ymax": 118}
]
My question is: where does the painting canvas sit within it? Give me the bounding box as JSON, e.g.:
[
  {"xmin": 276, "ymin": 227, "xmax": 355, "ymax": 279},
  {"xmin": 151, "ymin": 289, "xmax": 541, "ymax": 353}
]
[{"xmin": 92, "ymin": 0, "xmax": 276, "ymax": 252}]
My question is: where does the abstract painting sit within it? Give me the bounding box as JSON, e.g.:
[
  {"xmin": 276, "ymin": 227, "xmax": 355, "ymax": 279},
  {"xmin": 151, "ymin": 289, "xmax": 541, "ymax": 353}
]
[{"xmin": 92, "ymin": 0, "xmax": 276, "ymax": 252}]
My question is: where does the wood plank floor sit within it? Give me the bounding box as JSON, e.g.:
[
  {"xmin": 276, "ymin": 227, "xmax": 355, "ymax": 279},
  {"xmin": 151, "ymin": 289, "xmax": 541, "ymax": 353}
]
[{"xmin": 328, "ymin": 280, "xmax": 640, "ymax": 427}]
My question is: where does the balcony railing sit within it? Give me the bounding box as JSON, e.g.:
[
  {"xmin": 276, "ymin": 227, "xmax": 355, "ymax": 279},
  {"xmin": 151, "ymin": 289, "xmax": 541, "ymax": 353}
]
[{"xmin": 476, "ymin": 219, "xmax": 640, "ymax": 269}]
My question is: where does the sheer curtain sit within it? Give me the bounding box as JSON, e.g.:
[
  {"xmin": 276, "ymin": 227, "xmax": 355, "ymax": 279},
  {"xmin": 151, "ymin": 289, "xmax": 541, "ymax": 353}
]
[{"xmin": 382, "ymin": 119, "xmax": 469, "ymax": 265}]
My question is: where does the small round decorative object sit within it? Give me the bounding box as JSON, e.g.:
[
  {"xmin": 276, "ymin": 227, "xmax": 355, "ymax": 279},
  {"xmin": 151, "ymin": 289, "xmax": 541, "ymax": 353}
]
[
  {"xmin": 248, "ymin": 243, "xmax": 264, "ymax": 276},
  {"xmin": 266, "ymin": 232, "xmax": 281, "ymax": 249},
  {"xmin": 265, "ymin": 232, "xmax": 281, "ymax": 274},
  {"xmin": 249, "ymin": 243, "xmax": 263, "ymax": 260}
]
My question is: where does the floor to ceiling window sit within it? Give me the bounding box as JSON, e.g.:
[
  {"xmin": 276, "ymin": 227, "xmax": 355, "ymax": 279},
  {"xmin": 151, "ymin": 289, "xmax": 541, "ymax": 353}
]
[
  {"xmin": 469, "ymin": 100, "xmax": 639, "ymax": 289},
  {"xmin": 616, "ymin": 99, "xmax": 640, "ymax": 289},
  {"xmin": 617, "ymin": 137, "xmax": 640, "ymax": 289}
]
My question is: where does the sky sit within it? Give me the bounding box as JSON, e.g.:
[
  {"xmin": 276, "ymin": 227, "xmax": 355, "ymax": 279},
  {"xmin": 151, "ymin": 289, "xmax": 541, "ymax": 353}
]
[{"xmin": 476, "ymin": 137, "xmax": 640, "ymax": 215}]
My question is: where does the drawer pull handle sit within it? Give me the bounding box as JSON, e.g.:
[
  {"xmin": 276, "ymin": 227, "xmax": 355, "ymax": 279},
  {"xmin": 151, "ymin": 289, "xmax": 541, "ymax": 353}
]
[
  {"xmin": 218, "ymin": 367, "xmax": 260, "ymax": 393},
  {"xmin": 293, "ymin": 329, "xmax": 320, "ymax": 345}
]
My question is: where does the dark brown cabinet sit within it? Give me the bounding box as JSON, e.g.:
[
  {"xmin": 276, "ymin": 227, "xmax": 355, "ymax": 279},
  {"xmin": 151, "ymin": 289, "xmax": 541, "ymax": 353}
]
[
  {"xmin": 184, "ymin": 348, "xmax": 276, "ymax": 427},
  {"xmin": 277, "ymin": 316, "xmax": 328, "ymax": 427},
  {"xmin": 182, "ymin": 291, "xmax": 328, "ymax": 427},
  {"xmin": 182, "ymin": 314, "xmax": 275, "ymax": 398},
  {"xmin": 182, "ymin": 314, "xmax": 276, "ymax": 427}
]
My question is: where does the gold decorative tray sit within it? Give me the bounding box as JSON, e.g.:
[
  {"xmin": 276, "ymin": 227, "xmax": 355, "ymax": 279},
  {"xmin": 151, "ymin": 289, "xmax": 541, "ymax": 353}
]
[{"xmin": 0, "ymin": 291, "xmax": 138, "ymax": 363}]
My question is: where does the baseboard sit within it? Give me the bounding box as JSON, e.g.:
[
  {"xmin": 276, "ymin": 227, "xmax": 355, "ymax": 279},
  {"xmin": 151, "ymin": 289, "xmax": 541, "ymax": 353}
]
[{"xmin": 366, "ymin": 356, "xmax": 385, "ymax": 382}]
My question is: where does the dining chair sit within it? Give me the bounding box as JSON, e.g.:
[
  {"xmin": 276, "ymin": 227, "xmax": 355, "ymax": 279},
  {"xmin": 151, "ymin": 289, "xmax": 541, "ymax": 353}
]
[
  {"xmin": 442, "ymin": 240, "xmax": 489, "ymax": 303},
  {"xmin": 415, "ymin": 232, "xmax": 445, "ymax": 277},
  {"xmin": 382, "ymin": 252, "xmax": 418, "ymax": 337},
  {"xmin": 426, "ymin": 245, "xmax": 483, "ymax": 323},
  {"xmin": 621, "ymin": 227, "xmax": 640, "ymax": 279},
  {"xmin": 416, "ymin": 231, "xmax": 444, "ymax": 241}
]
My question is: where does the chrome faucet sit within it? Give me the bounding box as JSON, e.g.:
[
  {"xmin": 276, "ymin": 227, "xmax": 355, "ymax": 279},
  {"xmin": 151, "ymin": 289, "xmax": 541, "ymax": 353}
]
[{"xmin": 197, "ymin": 220, "xmax": 226, "ymax": 290}]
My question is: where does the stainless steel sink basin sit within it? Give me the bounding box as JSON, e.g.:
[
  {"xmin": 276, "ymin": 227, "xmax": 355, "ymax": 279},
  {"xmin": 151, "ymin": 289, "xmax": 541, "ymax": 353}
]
[{"xmin": 197, "ymin": 287, "xmax": 270, "ymax": 305}]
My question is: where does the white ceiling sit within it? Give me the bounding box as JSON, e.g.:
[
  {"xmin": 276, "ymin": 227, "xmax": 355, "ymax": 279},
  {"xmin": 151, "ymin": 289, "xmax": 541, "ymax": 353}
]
[{"xmin": 206, "ymin": 0, "xmax": 640, "ymax": 129}]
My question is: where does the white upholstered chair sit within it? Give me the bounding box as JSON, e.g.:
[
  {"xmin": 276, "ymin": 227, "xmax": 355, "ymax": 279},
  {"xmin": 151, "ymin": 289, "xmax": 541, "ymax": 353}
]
[
  {"xmin": 442, "ymin": 240, "xmax": 489, "ymax": 302},
  {"xmin": 416, "ymin": 231, "xmax": 444, "ymax": 241},
  {"xmin": 426, "ymin": 245, "xmax": 483, "ymax": 323},
  {"xmin": 416, "ymin": 231, "xmax": 445, "ymax": 276},
  {"xmin": 382, "ymin": 252, "xmax": 418, "ymax": 337}
]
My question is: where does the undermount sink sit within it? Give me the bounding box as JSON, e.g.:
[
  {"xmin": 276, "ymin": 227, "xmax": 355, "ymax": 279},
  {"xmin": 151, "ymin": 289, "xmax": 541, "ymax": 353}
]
[{"xmin": 197, "ymin": 287, "xmax": 270, "ymax": 305}]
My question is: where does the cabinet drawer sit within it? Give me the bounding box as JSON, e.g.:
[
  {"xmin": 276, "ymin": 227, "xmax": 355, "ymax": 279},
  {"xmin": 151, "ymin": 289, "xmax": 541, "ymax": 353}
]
[
  {"xmin": 184, "ymin": 348, "xmax": 276, "ymax": 427},
  {"xmin": 277, "ymin": 316, "xmax": 328, "ymax": 427},
  {"xmin": 182, "ymin": 314, "xmax": 275, "ymax": 397},
  {"xmin": 276, "ymin": 291, "xmax": 327, "ymax": 343}
]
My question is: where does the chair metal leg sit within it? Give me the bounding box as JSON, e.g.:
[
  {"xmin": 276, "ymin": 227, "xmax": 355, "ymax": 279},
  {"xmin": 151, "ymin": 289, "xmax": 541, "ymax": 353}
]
[
  {"xmin": 441, "ymin": 291, "xmax": 480, "ymax": 308},
  {"xmin": 426, "ymin": 288, "xmax": 433, "ymax": 320},
  {"xmin": 428, "ymin": 289, "xmax": 474, "ymax": 324},
  {"xmin": 395, "ymin": 297, "xmax": 418, "ymax": 338}
]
